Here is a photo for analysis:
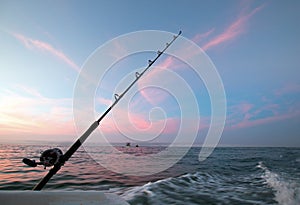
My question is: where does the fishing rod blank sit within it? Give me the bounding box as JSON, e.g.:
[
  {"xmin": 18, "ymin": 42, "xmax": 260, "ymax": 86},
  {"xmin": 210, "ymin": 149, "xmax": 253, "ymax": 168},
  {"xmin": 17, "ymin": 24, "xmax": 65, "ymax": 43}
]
[{"xmin": 23, "ymin": 31, "xmax": 182, "ymax": 191}]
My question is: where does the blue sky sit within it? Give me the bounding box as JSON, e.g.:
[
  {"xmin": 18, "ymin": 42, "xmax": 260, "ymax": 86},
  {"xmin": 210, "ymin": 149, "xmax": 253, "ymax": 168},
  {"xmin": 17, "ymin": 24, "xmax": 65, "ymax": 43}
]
[{"xmin": 0, "ymin": 0, "xmax": 299, "ymax": 146}]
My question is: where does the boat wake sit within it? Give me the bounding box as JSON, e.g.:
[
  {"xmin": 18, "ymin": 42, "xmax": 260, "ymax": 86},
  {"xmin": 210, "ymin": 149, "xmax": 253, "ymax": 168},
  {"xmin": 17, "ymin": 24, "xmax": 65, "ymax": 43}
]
[
  {"xmin": 257, "ymin": 161, "xmax": 300, "ymax": 205},
  {"xmin": 119, "ymin": 170, "xmax": 271, "ymax": 205},
  {"xmin": 117, "ymin": 161, "xmax": 300, "ymax": 205}
]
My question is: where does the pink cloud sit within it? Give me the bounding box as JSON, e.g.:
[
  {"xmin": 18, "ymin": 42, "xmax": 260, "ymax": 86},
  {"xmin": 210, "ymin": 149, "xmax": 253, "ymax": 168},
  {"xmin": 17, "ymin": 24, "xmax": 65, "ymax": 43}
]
[
  {"xmin": 139, "ymin": 84, "xmax": 169, "ymax": 106},
  {"xmin": 202, "ymin": 4, "xmax": 265, "ymax": 51},
  {"xmin": 226, "ymin": 99, "xmax": 300, "ymax": 130},
  {"xmin": 136, "ymin": 4, "xmax": 265, "ymax": 106},
  {"xmin": 192, "ymin": 28, "xmax": 215, "ymax": 43},
  {"xmin": 239, "ymin": 102, "xmax": 253, "ymax": 113},
  {"xmin": 96, "ymin": 97, "xmax": 112, "ymax": 107},
  {"xmin": 109, "ymin": 39, "xmax": 129, "ymax": 59},
  {"xmin": 105, "ymin": 111, "xmax": 152, "ymax": 133},
  {"xmin": 228, "ymin": 110, "xmax": 300, "ymax": 130},
  {"xmin": 0, "ymin": 87, "xmax": 76, "ymax": 138},
  {"xmin": 14, "ymin": 84, "xmax": 45, "ymax": 98},
  {"xmin": 137, "ymin": 56, "xmax": 186, "ymax": 106},
  {"xmin": 99, "ymin": 107, "xmax": 180, "ymax": 138},
  {"xmin": 274, "ymin": 83, "xmax": 300, "ymax": 96},
  {"xmin": 225, "ymin": 83, "xmax": 300, "ymax": 131},
  {"xmin": 12, "ymin": 33, "xmax": 80, "ymax": 72},
  {"xmin": 0, "ymin": 84, "xmax": 181, "ymax": 142}
]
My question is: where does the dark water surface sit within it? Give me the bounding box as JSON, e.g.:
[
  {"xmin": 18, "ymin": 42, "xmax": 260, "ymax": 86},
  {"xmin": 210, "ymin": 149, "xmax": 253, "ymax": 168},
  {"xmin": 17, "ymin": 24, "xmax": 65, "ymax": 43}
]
[{"xmin": 0, "ymin": 144, "xmax": 299, "ymax": 205}]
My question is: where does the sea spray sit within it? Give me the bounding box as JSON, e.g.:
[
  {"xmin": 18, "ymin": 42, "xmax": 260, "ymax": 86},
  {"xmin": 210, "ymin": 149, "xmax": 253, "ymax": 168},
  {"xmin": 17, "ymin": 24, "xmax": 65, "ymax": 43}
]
[{"xmin": 257, "ymin": 161, "xmax": 300, "ymax": 205}]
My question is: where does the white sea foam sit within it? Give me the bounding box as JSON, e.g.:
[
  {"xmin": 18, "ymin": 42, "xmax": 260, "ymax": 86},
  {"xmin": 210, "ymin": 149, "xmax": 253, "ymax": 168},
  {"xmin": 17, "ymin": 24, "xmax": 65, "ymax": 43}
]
[
  {"xmin": 119, "ymin": 171, "xmax": 226, "ymax": 204},
  {"xmin": 120, "ymin": 181, "xmax": 156, "ymax": 202},
  {"xmin": 120, "ymin": 163, "xmax": 300, "ymax": 205},
  {"xmin": 257, "ymin": 161, "xmax": 300, "ymax": 205},
  {"xmin": 119, "ymin": 173, "xmax": 197, "ymax": 203}
]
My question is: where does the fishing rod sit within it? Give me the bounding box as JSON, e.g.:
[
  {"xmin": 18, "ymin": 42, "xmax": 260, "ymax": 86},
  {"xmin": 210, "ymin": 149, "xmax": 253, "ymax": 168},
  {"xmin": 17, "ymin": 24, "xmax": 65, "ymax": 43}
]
[{"xmin": 22, "ymin": 31, "xmax": 182, "ymax": 191}]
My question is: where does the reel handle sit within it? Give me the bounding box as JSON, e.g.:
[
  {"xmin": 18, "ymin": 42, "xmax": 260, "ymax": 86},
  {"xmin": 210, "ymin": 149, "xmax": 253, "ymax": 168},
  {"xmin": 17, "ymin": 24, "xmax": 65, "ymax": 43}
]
[{"xmin": 22, "ymin": 158, "xmax": 37, "ymax": 167}]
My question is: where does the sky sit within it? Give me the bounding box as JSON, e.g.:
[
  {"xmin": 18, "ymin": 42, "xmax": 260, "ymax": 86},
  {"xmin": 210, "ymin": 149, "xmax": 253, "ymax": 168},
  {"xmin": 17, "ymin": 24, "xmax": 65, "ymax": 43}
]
[{"xmin": 0, "ymin": 0, "xmax": 299, "ymax": 146}]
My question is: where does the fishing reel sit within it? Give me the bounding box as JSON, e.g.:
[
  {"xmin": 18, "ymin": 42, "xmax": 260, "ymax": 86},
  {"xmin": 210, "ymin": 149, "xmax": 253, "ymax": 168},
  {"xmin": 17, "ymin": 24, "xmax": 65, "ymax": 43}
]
[{"xmin": 23, "ymin": 148, "xmax": 63, "ymax": 169}]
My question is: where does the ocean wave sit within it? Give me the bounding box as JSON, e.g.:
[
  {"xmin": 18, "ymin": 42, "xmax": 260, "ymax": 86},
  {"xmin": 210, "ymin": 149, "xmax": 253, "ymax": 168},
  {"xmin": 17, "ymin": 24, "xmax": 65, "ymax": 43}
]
[
  {"xmin": 119, "ymin": 171, "xmax": 269, "ymax": 205},
  {"xmin": 257, "ymin": 161, "xmax": 300, "ymax": 205},
  {"xmin": 119, "ymin": 173, "xmax": 207, "ymax": 205},
  {"xmin": 2, "ymin": 145, "xmax": 300, "ymax": 204}
]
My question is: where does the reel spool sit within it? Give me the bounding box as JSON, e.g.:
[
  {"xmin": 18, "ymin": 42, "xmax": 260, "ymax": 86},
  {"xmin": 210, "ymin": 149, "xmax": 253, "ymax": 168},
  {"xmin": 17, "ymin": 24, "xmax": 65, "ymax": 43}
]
[{"xmin": 40, "ymin": 148, "xmax": 63, "ymax": 169}]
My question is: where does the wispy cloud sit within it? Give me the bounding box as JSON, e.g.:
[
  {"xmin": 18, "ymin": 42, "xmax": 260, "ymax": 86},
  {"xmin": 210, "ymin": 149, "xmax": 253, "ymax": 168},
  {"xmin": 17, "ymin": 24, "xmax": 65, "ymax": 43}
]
[
  {"xmin": 100, "ymin": 110, "xmax": 180, "ymax": 138},
  {"xmin": 137, "ymin": 56, "xmax": 187, "ymax": 106},
  {"xmin": 96, "ymin": 97, "xmax": 112, "ymax": 107},
  {"xmin": 201, "ymin": 4, "xmax": 265, "ymax": 51},
  {"xmin": 137, "ymin": 3, "xmax": 265, "ymax": 107},
  {"xmin": 0, "ymin": 84, "xmax": 183, "ymax": 141},
  {"xmin": 134, "ymin": 3, "xmax": 267, "ymax": 128},
  {"xmin": 226, "ymin": 83, "xmax": 300, "ymax": 130},
  {"xmin": 0, "ymin": 86, "xmax": 75, "ymax": 138},
  {"xmin": 274, "ymin": 83, "xmax": 300, "ymax": 96},
  {"xmin": 192, "ymin": 28, "xmax": 215, "ymax": 43},
  {"xmin": 228, "ymin": 111, "xmax": 300, "ymax": 130},
  {"xmin": 12, "ymin": 33, "xmax": 80, "ymax": 72}
]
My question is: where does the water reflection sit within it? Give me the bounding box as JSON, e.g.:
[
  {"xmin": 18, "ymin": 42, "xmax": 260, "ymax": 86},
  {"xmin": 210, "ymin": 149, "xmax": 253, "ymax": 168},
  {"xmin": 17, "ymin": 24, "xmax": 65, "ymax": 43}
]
[{"xmin": 0, "ymin": 144, "xmax": 190, "ymax": 190}]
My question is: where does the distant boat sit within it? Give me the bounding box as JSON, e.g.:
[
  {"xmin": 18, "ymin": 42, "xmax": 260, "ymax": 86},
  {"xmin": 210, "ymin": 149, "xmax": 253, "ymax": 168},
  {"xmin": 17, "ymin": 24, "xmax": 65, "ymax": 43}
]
[{"xmin": 125, "ymin": 143, "xmax": 139, "ymax": 147}]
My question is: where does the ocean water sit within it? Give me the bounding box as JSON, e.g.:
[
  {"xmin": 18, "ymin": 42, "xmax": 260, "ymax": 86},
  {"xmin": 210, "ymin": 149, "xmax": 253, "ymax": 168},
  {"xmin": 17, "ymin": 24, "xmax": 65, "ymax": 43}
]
[{"xmin": 0, "ymin": 144, "xmax": 299, "ymax": 205}]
